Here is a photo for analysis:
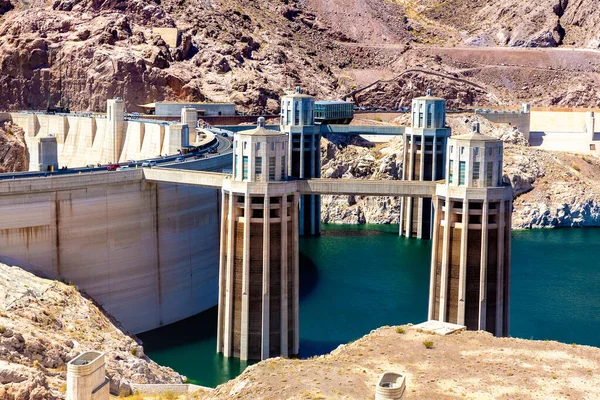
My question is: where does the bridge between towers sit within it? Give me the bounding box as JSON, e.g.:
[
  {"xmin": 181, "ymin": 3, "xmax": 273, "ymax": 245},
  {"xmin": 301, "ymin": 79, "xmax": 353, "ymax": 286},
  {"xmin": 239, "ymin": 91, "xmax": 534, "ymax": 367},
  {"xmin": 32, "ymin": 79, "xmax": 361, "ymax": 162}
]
[{"xmin": 142, "ymin": 168, "xmax": 438, "ymax": 197}]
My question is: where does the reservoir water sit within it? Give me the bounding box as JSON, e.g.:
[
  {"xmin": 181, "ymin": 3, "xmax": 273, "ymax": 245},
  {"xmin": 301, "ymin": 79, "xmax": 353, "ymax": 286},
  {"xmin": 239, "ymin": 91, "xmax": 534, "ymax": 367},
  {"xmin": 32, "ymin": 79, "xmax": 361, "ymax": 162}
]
[{"xmin": 138, "ymin": 224, "xmax": 600, "ymax": 387}]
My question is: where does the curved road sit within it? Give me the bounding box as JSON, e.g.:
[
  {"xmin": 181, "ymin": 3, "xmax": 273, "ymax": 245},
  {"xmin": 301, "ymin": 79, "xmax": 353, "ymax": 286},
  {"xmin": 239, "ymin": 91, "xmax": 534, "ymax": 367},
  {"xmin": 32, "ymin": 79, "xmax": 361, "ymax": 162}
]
[{"xmin": 0, "ymin": 135, "xmax": 232, "ymax": 181}]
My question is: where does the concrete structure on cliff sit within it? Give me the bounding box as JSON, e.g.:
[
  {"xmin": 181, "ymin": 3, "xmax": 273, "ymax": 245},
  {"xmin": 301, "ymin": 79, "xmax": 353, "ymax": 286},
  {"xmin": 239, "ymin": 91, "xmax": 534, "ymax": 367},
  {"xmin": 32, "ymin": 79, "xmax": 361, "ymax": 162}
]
[
  {"xmin": 400, "ymin": 90, "xmax": 451, "ymax": 240},
  {"xmin": 217, "ymin": 118, "xmax": 299, "ymax": 360},
  {"xmin": 429, "ymin": 122, "xmax": 512, "ymax": 336},
  {"xmin": 67, "ymin": 351, "xmax": 109, "ymax": 400}
]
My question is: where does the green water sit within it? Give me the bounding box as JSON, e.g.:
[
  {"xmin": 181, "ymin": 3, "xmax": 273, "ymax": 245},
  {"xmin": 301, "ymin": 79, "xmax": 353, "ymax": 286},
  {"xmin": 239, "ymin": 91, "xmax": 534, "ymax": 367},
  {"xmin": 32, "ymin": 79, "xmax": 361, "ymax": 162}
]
[{"xmin": 138, "ymin": 225, "xmax": 600, "ymax": 387}]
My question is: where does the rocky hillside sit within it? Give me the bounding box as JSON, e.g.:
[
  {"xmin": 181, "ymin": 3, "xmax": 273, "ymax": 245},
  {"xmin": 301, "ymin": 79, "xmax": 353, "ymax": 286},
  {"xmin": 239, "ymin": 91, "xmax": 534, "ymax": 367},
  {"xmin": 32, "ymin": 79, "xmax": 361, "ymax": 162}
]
[
  {"xmin": 0, "ymin": 263, "xmax": 182, "ymax": 399},
  {"xmin": 0, "ymin": 122, "xmax": 27, "ymax": 173},
  {"xmin": 2, "ymin": 0, "xmax": 600, "ymax": 114},
  {"xmin": 320, "ymin": 114, "xmax": 600, "ymax": 229},
  {"xmin": 199, "ymin": 325, "xmax": 600, "ymax": 399},
  {"xmin": 0, "ymin": 0, "xmax": 343, "ymax": 113}
]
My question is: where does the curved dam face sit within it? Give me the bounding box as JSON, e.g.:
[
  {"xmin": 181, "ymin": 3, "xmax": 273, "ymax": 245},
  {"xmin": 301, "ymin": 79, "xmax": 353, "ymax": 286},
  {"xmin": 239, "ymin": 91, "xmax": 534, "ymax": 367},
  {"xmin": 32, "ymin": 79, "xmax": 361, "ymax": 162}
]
[{"xmin": 0, "ymin": 170, "xmax": 220, "ymax": 333}]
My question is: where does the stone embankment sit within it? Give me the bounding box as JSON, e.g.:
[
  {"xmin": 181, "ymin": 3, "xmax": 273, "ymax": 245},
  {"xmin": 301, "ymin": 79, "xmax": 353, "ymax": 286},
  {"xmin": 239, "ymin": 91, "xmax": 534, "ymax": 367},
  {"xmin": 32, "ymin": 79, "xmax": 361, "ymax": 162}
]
[
  {"xmin": 320, "ymin": 115, "xmax": 600, "ymax": 229},
  {"xmin": 0, "ymin": 263, "xmax": 182, "ymax": 399},
  {"xmin": 198, "ymin": 325, "xmax": 600, "ymax": 399}
]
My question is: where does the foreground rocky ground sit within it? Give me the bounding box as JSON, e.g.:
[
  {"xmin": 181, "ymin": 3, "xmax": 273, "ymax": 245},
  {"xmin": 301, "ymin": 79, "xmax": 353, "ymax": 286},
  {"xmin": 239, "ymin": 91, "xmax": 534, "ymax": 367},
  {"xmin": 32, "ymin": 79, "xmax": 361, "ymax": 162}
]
[
  {"xmin": 320, "ymin": 114, "xmax": 600, "ymax": 229},
  {"xmin": 0, "ymin": 263, "xmax": 182, "ymax": 399},
  {"xmin": 199, "ymin": 326, "xmax": 600, "ymax": 399}
]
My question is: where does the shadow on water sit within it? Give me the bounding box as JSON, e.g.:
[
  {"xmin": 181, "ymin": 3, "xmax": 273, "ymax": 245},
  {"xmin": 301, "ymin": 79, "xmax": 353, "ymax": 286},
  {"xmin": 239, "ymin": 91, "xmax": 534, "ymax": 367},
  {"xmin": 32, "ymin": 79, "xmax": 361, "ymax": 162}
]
[
  {"xmin": 299, "ymin": 253, "xmax": 319, "ymax": 300},
  {"xmin": 139, "ymin": 306, "xmax": 219, "ymax": 351}
]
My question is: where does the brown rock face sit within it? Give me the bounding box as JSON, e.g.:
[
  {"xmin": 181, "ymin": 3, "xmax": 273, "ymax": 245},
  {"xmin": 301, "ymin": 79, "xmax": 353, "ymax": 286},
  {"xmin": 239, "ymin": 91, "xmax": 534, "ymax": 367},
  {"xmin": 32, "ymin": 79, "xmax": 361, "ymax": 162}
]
[
  {"xmin": 0, "ymin": 122, "xmax": 27, "ymax": 173},
  {"xmin": 0, "ymin": 0, "xmax": 342, "ymax": 114}
]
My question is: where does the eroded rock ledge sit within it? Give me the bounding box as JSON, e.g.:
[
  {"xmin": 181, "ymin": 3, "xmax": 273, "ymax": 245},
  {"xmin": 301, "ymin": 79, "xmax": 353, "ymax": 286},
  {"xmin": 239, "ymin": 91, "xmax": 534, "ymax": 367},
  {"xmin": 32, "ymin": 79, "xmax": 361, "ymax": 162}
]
[{"xmin": 0, "ymin": 263, "xmax": 182, "ymax": 399}]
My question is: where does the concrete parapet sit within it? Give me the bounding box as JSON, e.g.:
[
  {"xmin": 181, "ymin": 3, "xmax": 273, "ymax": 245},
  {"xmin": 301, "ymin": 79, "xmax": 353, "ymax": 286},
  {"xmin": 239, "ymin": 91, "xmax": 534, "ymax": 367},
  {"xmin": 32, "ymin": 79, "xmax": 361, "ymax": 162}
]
[
  {"xmin": 67, "ymin": 351, "xmax": 109, "ymax": 400},
  {"xmin": 143, "ymin": 167, "xmax": 226, "ymax": 188},
  {"xmin": 297, "ymin": 178, "xmax": 438, "ymax": 197}
]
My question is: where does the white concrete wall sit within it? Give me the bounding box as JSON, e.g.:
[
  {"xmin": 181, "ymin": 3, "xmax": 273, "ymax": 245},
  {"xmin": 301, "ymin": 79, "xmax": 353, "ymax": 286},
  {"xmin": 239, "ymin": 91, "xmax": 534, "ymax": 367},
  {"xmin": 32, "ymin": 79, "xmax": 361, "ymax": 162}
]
[
  {"xmin": 530, "ymin": 110, "xmax": 590, "ymax": 133},
  {"xmin": 0, "ymin": 172, "xmax": 220, "ymax": 333},
  {"xmin": 9, "ymin": 114, "xmax": 184, "ymax": 167}
]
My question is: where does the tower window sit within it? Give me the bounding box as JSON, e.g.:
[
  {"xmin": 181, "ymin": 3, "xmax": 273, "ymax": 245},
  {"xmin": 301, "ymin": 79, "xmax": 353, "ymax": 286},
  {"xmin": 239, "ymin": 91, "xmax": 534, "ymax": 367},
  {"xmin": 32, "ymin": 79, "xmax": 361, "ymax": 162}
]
[
  {"xmin": 255, "ymin": 157, "xmax": 262, "ymax": 181},
  {"xmin": 486, "ymin": 161, "xmax": 493, "ymax": 186},
  {"xmin": 449, "ymin": 160, "xmax": 454, "ymax": 184},
  {"xmin": 474, "ymin": 147, "xmax": 479, "ymax": 156},
  {"xmin": 271, "ymin": 142, "xmax": 275, "ymax": 151},
  {"xmin": 243, "ymin": 156, "xmax": 249, "ymax": 181},
  {"xmin": 473, "ymin": 161, "xmax": 480, "ymax": 183},
  {"xmin": 269, "ymin": 157, "xmax": 276, "ymax": 181},
  {"xmin": 256, "ymin": 142, "xmax": 260, "ymax": 150},
  {"xmin": 459, "ymin": 161, "xmax": 466, "ymax": 185},
  {"xmin": 497, "ymin": 161, "xmax": 503, "ymax": 185},
  {"xmin": 281, "ymin": 156, "xmax": 285, "ymax": 179}
]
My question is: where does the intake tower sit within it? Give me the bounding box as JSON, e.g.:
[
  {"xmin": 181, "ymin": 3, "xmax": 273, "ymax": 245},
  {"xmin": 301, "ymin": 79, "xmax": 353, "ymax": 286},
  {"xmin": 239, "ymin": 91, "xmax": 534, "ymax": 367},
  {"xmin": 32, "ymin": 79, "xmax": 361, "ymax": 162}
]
[
  {"xmin": 400, "ymin": 90, "xmax": 451, "ymax": 239},
  {"xmin": 217, "ymin": 118, "xmax": 300, "ymax": 361},
  {"xmin": 429, "ymin": 122, "xmax": 512, "ymax": 336},
  {"xmin": 280, "ymin": 87, "xmax": 321, "ymax": 236}
]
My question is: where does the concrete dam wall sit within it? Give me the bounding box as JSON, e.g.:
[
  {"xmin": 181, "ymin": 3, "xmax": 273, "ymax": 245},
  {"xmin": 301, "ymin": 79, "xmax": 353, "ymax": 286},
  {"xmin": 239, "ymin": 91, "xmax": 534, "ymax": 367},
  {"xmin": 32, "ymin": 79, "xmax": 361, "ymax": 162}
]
[
  {"xmin": 10, "ymin": 108, "xmax": 189, "ymax": 170},
  {"xmin": 0, "ymin": 170, "xmax": 220, "ymax": 333}
]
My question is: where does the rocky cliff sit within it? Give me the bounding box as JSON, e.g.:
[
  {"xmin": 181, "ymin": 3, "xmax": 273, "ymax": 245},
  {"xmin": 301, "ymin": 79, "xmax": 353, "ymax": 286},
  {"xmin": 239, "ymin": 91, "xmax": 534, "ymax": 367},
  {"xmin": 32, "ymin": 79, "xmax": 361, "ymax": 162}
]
[
  {"xmin": 320, "ymin": 115, "xmax": 600, "ymax": 229},
  {"xmin": 0, "ymin": 122, "xmax": 27, "ymax": 173},
  {"xmin": 2, "ymin": 0, "xmax": 600, "ymax": 114},
  {"xmin": 0, "ymin": 263, "xmax": 182, "ymax": 399}
]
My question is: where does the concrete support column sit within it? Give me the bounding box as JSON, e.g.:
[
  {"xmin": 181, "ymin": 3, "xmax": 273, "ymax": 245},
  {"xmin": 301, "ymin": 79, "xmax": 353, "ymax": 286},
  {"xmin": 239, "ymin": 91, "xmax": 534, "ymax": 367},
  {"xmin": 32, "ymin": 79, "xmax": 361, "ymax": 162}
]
[
  {"xmin": 399, "ymin": 133, "xmax": 408, "ymax": 236},
  {"xmin": 299, "ymin": 132, "xmax": 305, "ymax": 178},
  {"xmin": 292, "ymin": 193, "xmax": 300, "ymax": 355},
  {"xmin": 405, "ymin": 197, "xmax": 413, "ymax": 237},
  {"xmin": 478, "ymin": 200, "xmax": 489, "ymax": 330},
  {"xmin": 417, "ymin": 133, "xmax": 426, "ymax": 238},
  {"xmin": 457, "ymin": 200, "xmax": 469, "ymax": 325},
  {"xmin": 240, "ymin": 194, "xmax": 251, "ymax": 360},
  {"xmin": 432, "ymin": 136, "xmax": 438, "ymax": 180},
  {"xmin": 505, "ymin": 201, "xmax": 512, "ymax": 335},
  {"xmin": 223, "ymin": 192, "xmax": 235, "ymax": 357},
  {"xmin": 216, "ymin": 191, "xmax": 228, "ymax": 353},
  {"xmin": 496, "ymin": 199, "xmax": 505, "ymax": 336},
  {"xmin": 280, "ymin": 194, "xmax": 289, "ymax": 357},
  {"xmin": 439, "ymin": 198, "xmax": 452, "ymax": 322},
  {"xmin": 428, "ymin": 196, "xmax": 442, "ymax": 320},
  {"xmin": 261, "ymin": 194, "xmax": 271, "ymax": 359}
]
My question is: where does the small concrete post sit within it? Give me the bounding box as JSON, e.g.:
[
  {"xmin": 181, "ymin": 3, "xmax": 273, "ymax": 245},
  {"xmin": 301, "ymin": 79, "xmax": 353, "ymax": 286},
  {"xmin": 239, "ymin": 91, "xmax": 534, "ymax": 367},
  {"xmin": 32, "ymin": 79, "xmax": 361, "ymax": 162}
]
[
  {"xmin": 375, "ymin": 372, "xmax": 406, "ymax": 400},
  {"xmin": 67, "ymin": 351, "xmax": 109, "ymax": 400}
]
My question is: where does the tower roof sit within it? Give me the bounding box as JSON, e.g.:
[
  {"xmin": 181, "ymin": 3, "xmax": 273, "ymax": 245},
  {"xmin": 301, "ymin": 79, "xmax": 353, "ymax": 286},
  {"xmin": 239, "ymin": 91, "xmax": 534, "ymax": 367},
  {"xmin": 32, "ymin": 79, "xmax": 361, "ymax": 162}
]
[
  {"xmin": 452, "ymin": 122, "xmax": 499, "ymax": 142},
  {"xmin": 239, "ymin": 126, "xmax": 283, "ymax": 136},
  {"xmin": 238, "ymin": 117, "xmax": 284, "ymax": 136},
  {"xmin": 413, "ymin": 94, "xmax": 446, "ymax": 101},
  {"xmin": 282, "ymin": 86, "xmax": 314, "ymax": 99},
  {"xmin": 413, "ymin": 89, "xmax": 445, "ymax": 101}
]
